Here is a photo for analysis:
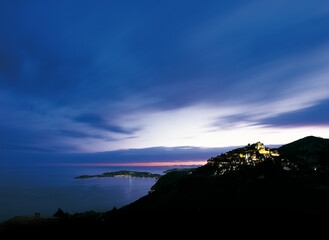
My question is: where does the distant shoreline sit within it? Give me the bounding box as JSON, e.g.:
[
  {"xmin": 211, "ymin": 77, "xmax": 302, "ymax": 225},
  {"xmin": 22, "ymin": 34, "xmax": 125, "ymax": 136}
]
[{"xmin": 74, "ymin": 170, "xmax": 162, "ymax": 179}]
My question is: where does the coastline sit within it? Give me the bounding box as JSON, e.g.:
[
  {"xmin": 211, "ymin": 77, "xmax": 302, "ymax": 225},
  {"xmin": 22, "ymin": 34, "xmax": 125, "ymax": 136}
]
[
  {"xmin": 74, "ymin": 170, "xmax": 162, "ymax": 179},
  {"xmin": 0, "ymin": 166, "xmax": 166, "ymax": 224}
]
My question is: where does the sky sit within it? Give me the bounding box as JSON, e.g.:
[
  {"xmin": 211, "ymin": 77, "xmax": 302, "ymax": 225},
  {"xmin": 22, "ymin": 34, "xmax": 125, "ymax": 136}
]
[{"xmin": 1, "ymin": 0, "xmax": 329, "ymax": 165}]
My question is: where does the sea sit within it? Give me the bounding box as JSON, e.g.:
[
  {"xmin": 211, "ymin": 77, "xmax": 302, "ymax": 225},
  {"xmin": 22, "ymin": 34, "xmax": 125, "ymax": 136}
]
[{"xmin": 0, "ymin": 165, "xmax": 171, "ymax": 223}]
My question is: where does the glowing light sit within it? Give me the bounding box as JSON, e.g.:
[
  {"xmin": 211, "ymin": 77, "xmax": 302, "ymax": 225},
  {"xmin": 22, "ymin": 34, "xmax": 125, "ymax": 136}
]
[{"xmin": 54, "ymin": 160, "xmax": 207, "ymax": 167}]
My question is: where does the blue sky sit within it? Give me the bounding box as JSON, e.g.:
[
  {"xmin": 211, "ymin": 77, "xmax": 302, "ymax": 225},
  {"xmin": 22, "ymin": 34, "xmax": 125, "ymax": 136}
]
[{"xmin": 1, "ymin": 0, "xmax": 329, "ymax": 164}]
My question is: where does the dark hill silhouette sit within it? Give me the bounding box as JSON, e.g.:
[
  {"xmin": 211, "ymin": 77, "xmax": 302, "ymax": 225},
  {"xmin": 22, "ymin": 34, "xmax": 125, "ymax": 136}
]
[
  {"xmin": 103, "ymin": 136, "xmax": 329, "ymax": 228},
  {"xmin": 105, "ymin": 137, "xmax": 329, "ymax": 224},
  {"xmin": 278, "ymin": 136, "xmax": 329, "ymax": 166}
]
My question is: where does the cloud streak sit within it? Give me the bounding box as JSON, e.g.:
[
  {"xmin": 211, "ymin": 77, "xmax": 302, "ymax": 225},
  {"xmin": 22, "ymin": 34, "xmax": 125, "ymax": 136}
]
[
  {"xmin": 74, "ymin": 113, "xmax": 139, "ymax": 135},
  {"xmin": 0, "ymin": 0, "xmax": 329, "ymax": 159}
]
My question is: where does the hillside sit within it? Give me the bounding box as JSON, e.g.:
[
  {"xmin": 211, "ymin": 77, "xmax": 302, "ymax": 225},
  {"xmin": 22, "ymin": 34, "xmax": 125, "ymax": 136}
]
[
  {"xmin": 278, "ymin": 136, "xmax": 329, "ymax": 166},
  {"xmin": 101, "ymin": 137, "xmax": 329, "ymax": 228}
]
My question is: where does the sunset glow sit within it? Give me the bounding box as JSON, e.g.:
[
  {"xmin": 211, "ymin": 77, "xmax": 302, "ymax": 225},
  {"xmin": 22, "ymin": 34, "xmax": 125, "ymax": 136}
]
[
  {"xmin": 54, "ymin": 160, "xmax": 208, "ymax": 167},
  {"xmin": 1, "ymin": 0, "xmax": 329, "ymax": 165}
]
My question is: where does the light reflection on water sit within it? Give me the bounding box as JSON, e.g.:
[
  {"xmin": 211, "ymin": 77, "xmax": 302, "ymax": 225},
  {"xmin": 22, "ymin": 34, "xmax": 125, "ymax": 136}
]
[{"xmin": 0, "ymin": 165, "xmax": 170, "ymax": 222}]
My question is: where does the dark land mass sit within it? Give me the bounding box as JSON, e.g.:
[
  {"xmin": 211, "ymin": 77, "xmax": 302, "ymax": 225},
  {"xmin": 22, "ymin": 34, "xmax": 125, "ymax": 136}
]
[
  {"xmin": 2, "ymin": 136, "xmax": 329, "ymax": 236},
  {"xmin": 163, "ymin": 167, "xmax": 196, "ymax": 173},
  {"xmin": 278, "ymin": 135, "xmax": 329, "ymax": 166},
  {"xmin": 75, "ymin": 170, "xmax": 162, "ymax": 179}
]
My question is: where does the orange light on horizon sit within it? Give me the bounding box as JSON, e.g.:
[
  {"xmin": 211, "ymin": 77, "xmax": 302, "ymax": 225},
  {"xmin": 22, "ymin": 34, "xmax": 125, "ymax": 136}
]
[{"xmin": 53, "ymin": 160, "xmax": 207, "ymax": 167}]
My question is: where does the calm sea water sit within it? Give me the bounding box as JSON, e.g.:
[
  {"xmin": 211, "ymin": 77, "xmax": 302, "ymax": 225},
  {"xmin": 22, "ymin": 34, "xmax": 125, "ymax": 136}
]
[{"xmin": 0, "ymin": 165, "xmax": 170, "ymax": 223}]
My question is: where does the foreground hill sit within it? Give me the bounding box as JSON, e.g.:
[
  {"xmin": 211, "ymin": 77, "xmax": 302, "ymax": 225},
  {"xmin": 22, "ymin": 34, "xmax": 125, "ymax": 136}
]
[
  {"xmin": 102, "ymin": 136, "xmax": 329, "ymax": 228},
  {"xmin": 278, "ymin": 136, "xmax": 329, "ymax": 166},
  {"xmin": 110, "ymin": 137, "xmax": 329, "ymax": 218}
]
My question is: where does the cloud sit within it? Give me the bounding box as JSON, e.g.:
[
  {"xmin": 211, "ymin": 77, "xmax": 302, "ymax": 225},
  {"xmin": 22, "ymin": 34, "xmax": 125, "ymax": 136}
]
[
  {"xmin": 0, "ymin": 144, "xmax": 56, "ymax": 153},
  {"xmin": 1, "ymin": 145, "xmax": 235, "ymax": 166},
  {"xmin": 56, "ymin": 130, "xmax": 116, "ymax": 142},
  {"xmin": 0, "ymin": 123, "xmax": 75, "ymax": 153},
  {"xmin": 74, "ymin": 113, "xmax": 140, "ymax": 135},
  {"xmin": 1, "ymin": 0, "xmax": 329, "ymax": 156},
  {"xmin": 259, "ymin": 99, "xmax": 329, "ymax": 127}
]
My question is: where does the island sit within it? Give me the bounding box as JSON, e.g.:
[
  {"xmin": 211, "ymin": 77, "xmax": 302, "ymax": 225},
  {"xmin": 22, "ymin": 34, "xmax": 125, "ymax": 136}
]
[{"xmin": 75, "ymin": 170, "xmax": 162, "ymax": 179}]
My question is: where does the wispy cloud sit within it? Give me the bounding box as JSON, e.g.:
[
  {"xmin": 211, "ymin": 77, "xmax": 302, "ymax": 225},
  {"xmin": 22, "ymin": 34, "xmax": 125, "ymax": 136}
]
[
  {"xmin": 74, "ymin": 113, "xmax": 140, "ymax": 135},
  {"xmin": 1, "ymin": 0, "xmax": 329, "ymax": 156}
]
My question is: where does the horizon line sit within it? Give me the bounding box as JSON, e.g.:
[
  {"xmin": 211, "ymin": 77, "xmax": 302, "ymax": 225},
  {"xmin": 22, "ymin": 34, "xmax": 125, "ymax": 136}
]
[{"xmin": 51, "ymin": 160, "xmax": 208, "ymax": 167}]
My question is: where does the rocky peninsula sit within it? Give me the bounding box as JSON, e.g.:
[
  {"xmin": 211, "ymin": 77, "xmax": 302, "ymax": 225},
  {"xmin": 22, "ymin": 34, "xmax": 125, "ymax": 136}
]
[{"xmin": 75, "ymin": 170, "xmax": 161, "ymax": 179}]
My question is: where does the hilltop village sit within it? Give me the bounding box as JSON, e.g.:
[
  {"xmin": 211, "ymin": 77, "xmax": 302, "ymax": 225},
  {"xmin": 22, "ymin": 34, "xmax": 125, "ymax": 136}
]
[{"xmin": 207, "ymin": 142, "xmax": 292, "ymax": 175}]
